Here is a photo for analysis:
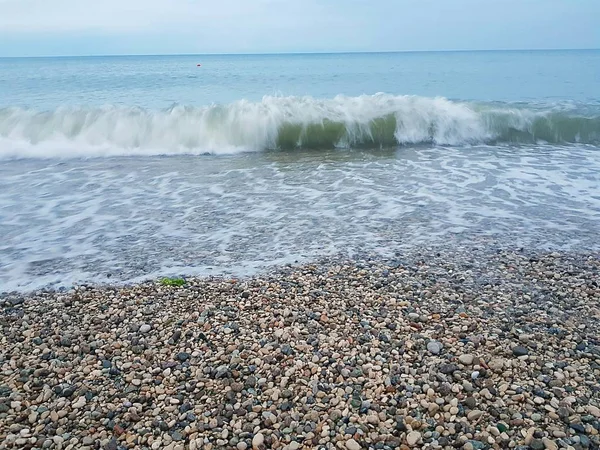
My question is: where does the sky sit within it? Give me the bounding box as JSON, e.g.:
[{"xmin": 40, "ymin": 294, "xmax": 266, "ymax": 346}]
[{"xmin": 0, "ymin": 0, "xmax": 598, "ymax": 57}]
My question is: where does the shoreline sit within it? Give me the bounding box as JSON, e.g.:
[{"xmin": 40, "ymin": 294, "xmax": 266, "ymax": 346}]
[
  {"xmin": 1, "ymin": 249, "xmax": 599, "ymax": 449},
  {"xmin": 3, "ymin": 242, "xmax": 599, "ymax": 299}
]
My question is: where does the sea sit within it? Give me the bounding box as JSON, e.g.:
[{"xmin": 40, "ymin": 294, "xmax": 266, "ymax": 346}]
[{"xmin": 1, "ymin": 50, "xmax": 599, "ymax": 292}]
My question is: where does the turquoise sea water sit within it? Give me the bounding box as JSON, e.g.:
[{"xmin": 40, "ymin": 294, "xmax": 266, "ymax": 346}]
[
  {"xmin": 0, "ymin": 51, "xmax": 599, "ymax": 291},
  {"xmin": 2, "ymin": 50, "xmax": 600, "ymax": 108}
]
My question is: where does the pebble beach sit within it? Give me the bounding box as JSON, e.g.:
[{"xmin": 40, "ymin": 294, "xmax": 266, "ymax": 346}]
[{"xmin": 1, "ymin": 248, "xmax": 599, "ymax": 450}]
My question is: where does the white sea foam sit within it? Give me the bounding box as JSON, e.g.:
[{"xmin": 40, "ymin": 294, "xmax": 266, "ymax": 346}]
[
  {"xmin": 2, "ymin": 144, "xmax": 600, "ymax": 293},
  {"xmin": 1, "ymin": 94, "xmax": 598, "ymax": 159}
]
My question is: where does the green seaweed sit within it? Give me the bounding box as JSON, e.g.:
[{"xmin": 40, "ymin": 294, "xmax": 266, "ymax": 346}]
[{"xmin": 160, "ymin": 277, "xmax": 186, "ymax": 287}]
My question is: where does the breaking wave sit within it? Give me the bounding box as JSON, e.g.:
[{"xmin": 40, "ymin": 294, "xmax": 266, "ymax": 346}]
[{"xmin": 1, "ymin": 94, "xmax": 599, "ymax": 158}]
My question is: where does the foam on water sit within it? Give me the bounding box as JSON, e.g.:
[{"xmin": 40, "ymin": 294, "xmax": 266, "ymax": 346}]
[
  {"xmin": 1, "ymin": 95, "xmax": 599, "ymax": 159},
  {"xmin": 1, "ymin": 145, "xmax": 599, "ymax": 292}
]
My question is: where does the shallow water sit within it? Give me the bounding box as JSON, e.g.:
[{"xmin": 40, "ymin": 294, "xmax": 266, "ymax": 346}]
[{"xmin": 2, "ymin": 144, "xmax": 599, "ymax": 292}]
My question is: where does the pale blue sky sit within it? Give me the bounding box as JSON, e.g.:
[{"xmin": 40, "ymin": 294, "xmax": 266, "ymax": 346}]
[{"xmin": 0, "ymin": 0, "xmax": 598, "ymax": 57}]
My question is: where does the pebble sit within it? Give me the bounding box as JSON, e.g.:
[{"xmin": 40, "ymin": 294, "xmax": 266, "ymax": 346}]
[
  {"xmin": 406, "ymin": 431, "xmax": 421, "ymax": 446},
  {"xmin": 488, "ymin": 359, "xmax": 504, "ymax": 371},
  {"xmin": 345, "ymin": 439, "xmax": 361, "ymax": 450},
  {"xmin": 529, "ymin": 439, "xmax": 544, "ymax": 450},
  {"xmin": 72, "ymin": 396, "xmax": 86, "ymax": 409},
  {"xmin": 459, "ymin": 354, "xmax": 474, "ymax": 365},
  {"xmin": 542, "ymin": 438, "xmax": 558, "ymax": 450},
  {"xmin": 252, "ymin": 432, "xmax": 264, "ymax": 449},
  {"xmin": 587, "ymin": 405, "xmax": 600, "ymax": 418},
  {"xmin": 512, "ymin": 345, "xmax": 529, "ymax": 357},
  {"xmin": 468, "ymin": 410, "xmax": 484, "ymax": 421},
  {"xmin": 427, "ymin": 341, "xmax": 443, "ymax": 355}
]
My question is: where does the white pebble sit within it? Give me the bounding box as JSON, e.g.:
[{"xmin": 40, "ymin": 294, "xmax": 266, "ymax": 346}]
[
  {"xmin": 406, "ymin": 431, "xmax": 421, "ymax": 446},
  {"xmin": 252, "ymin": 432, "xmax": 264, "ymax": 449},
  {"xmin": 345, "ymin": 439, "xmax": 360, "ymax": 450}
]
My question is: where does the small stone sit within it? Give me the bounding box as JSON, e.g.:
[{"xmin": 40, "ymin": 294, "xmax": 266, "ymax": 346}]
[
  {"xmin": 72, "ymin": 396, "xmax": 86, "ymax": 409},
  {"xmin": 439, "ymin": 364, "xmax": 459, "ymax": 374},
  {"xmin": 467, "ymin": 410, "xmax": 483, "ymax": 421},
  {"xmin": 406, "ymin": 431, "xmax": 421, "ymax": 446},
  {"xmin": 330, "ymin": 410, "xmax": 342, "ymax": 421},
  {"xmin": 171, "ymin": 431, "xmax": 183, "ymax": 441},
  {"xmin": 280, "ymin": 401, "xmax": 292, "ymax": 411},
  {"xmin": 427, "ymin": 341, "xmax": 443, "ymax": 355},
  {"xmin": 530, "ymin": 439, "xmax": 544, "ymax": 450},
  {"xmin": 345, "ymin": 439, "xmax": 361, "ymax": 450},
  {"xmin": 542, "ymin": 438, "xmax": 558, "ymax": 450},
  {"xmin": 213, "ymin": 366, "xmax": 229, "ymax": 379},
  {"xmin": 580, "ymin": 435, "xmax": 591, "ymax": 448},
  {"xmin": 465, "ymin": 397, "xmax": 477, "ymax": 409},
  {"xmin": 512, "ymin": 346, "xmax": 528, "ymax": 357},
  {"xmin": 282, "ymin": 389, "xmax": 293, "ymax": 399},
  {"xmin": 246, "ymin": 376, "xmax": 257, "ymax": 388},
  {"xmin": 252, "ymin": 432, "xmax": 264, "ymax": 449},
  {"xmin": 488, "ymin": 359, "xmax": 504, "ymax": 371},
  {"xmin": 176, "ymin": 352, "xmax": 190, "ymax": 362},
  {"xmin": 459, "ymin": 354, "xmax": 474, "ymax": 365},
  {"xmin": 467, "ymin": 441, "xmax": 485, "ymax": 450},
  {"xmin": 587, "ymin": 405, "xmax": 600, "ymax": 418},
  {"xmin": 367, "ymin": 414, "xmax": 379, "ymax": 425},
  {"xmin": 139, "ymin": 324, "xmax": 151, "ymax": 333}
]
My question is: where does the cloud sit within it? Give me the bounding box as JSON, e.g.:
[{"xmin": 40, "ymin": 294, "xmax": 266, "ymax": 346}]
[
  {"xmin": 0, "ymin": 0, "xmax": 323, "ymax": 32},
  {"xmin": 0, "ymin": 0, "xmax": 598, "ymax": 56}
]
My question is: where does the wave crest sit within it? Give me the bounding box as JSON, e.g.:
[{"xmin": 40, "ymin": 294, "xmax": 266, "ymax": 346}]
[{"xmin": 1, "ymin": 94, "xmax": 599, "ymax": 158}]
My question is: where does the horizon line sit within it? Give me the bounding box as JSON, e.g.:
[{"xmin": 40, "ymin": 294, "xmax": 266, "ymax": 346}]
[{"xmin": 1, "ymin": 47, "xmax": 598, "ymax": 59}]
